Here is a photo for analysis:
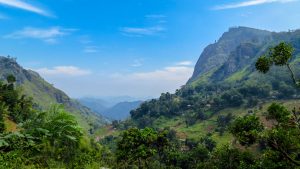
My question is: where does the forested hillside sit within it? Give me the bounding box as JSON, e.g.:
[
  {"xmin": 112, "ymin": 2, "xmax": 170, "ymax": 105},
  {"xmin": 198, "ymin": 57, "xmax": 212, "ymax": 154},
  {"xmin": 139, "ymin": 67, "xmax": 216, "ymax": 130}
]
[
  {"xmin": 1, "ymin": 27, "xmax": 300, "ymax": 169},
  {"xmin": 94, "ymin": 28, "xmax": 300, "ymax": 168},
  {"xmin": 124, "ymin": 27, "xmax": 300, "ymax": 134},
  {"xmin": 0, "ymin": 75, "xmax": 112, "ymax": 168},
  {"xmin": 0, "ymin": 56, "xmax": 105, "ymax": 132}
]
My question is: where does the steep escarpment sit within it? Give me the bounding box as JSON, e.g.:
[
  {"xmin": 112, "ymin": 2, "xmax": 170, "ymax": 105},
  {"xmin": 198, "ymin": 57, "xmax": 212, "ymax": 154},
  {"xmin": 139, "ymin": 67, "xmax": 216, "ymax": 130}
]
[
  {"xmin": 189, "ymin": 27, "xmax": 272, "ymax": 82},
  {"xmin": 190, "ymin": 27, "xmax": 300, "ymax": 85}
]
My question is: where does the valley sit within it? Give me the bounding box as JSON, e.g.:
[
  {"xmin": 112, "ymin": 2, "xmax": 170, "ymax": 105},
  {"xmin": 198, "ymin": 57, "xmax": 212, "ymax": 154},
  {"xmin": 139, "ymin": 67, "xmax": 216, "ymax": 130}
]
[{"xmin": 1, "ymin": 24, "xmax": 300, "ymax": 168}]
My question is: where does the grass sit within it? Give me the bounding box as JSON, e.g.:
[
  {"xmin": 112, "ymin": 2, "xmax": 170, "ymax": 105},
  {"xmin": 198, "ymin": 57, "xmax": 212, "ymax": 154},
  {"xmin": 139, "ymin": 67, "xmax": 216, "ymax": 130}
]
[
  {"xmin": 178, "ymin": 119, "xmax": 216, "ymax": 139},
  {"xmin": 152, "ymin": 116, "xmax": 182, "ymax": 129},
  {"xmin": 4, "ymin": 116, "xmax": 18, "ymax": 132},
  {"xmin": 22, "ymin": 80, "xmax": 56, "ymax": 110},
  {"xmin": 225, "ymin": 67, "xmax": 249, "ymax": 83},
  {"xmin": 190, "ymin": 68, "xmax": 218, "ymax": 87},
  {"xmin": 94, "ymin": 125, "xmax": 120, "ymax": 139},
  {"xmin": 211, "ymin": 132, "xmax": 233, "ymax": 148}
]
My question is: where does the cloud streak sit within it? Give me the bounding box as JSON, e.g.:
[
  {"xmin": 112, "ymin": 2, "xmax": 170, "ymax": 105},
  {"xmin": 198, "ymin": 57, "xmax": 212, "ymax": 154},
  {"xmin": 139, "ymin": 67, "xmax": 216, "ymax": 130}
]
[
  {"xmin": 120, "ymin": 26, "xmax": 165, "ymax": 37},
  {"xmin": 35, "ymin": 62, "xmax": 193, "ymax": 98},
  {"xmin": 131, "ymin": 59, "xmax": 143, "ymax": 67},
  {"xmin": 107, "ymin": 65, "xmax": 193, "ymax": 97},
  {"xmin": 5, "ymin": 27, "xmax": 75, "ymax": 43},
  {"xmin": 213, "ymin": 0, "xmax": 297, "ymax": 10},
  {"xmin": 35, "ymin": 66, "xmax": 91, "ymax": 77},
  {"xmin": 128, "ymin": 66, "xmax": 193, "ymax": 81},
  {"xmin": 176, "ymin": 61, "xmax": 193, "ymax": 66},
  {"xmin": 0, "ymin": 0, "xmax": 51, "ymax": 16},
  {"xmin": 83, "ymin": 46, "xmax": 99, "ymax": 53}
]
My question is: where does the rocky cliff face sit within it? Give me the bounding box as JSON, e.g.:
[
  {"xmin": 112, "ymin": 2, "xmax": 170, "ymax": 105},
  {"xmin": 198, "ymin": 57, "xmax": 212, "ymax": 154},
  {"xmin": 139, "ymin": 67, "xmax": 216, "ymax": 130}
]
[
  {"xmin": 0, "ymin": 56, "xmax": 106, "ymax": 131},
  {"xmin": 189, "ymin": 27, "xmax": 272, "ymax": 82},
  {"xmin": 189, "ymin": 27, "xmax": 300, "ymax": 84}
]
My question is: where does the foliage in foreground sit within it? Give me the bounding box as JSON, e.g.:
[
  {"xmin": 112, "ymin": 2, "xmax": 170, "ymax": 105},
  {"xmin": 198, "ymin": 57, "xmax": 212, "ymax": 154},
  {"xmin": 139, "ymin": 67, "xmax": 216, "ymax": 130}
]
[
  {"xmin": 1, "ymin": 42, "xmax": 300, "ymax": 168},
  {"xmin": 0, "ymin": 75, "xmax": 109, "ymax": 168}
]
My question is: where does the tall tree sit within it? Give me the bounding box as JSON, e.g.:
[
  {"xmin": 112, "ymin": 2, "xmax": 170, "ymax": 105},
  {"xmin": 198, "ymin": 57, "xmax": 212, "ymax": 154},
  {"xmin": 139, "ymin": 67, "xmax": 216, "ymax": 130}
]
[
  {"xmin": 256, "ymin": 42, "xmax": 298, "ymax": 86},
  {"xmin": 230, "ymin": 42, "xmax": 300, "ymax": 167}
]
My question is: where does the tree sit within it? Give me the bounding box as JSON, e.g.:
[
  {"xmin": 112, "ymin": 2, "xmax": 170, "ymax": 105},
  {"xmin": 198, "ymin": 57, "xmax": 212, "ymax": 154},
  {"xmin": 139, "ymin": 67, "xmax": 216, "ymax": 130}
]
[
  {"xmin": 116, "ymin": 128, "xmax": 158, "ymax": 168},
  {"xmin": 256, "ymin": 42, "xmax": 298, "ymax": 86},
  {"xmin": 221, "ymin": 90, "xmax": 244, "ymax": 107},
  {"xmin": 22, "ymin": 105, "xmax": 83, "ymax": 163},
  {"xmin": 229, "ymin": 42, "xmax": 300, "ymax": 167},
  {"xmin": 6, "ymin": 74, "xmax": 16, "ymax": 84},
  {"xmin": 205, "ymin": 145, "xmax": 256, "ymax": 169},
  {"xmin": 116, "ymin": 127, "xmax": 172, "ymax": 168},
  {"xmin": 230, "ymin": 115, "xmax": 264, "ymax": 146},
  {"xmin": 0, "ymin": 76, "xmax": 107, "ymax": 168},
  {"xmin": 216, "ymin": 113, "xmax": 234, "ymax": 136},
  {"xmin": 0, "ymin": 103, "xmax": 6, "ymax": 133},
  {"xmin": 200, "ymin": 134, "xmax": 217, "ymax": 152},
  {"xmin": 0, "ymin": 75, "xmax": 34, "ymax": 123}
]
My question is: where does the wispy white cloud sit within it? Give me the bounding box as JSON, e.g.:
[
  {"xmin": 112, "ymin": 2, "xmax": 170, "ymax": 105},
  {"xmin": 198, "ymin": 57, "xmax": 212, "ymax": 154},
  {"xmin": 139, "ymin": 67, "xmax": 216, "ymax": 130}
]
[
  {"xmin": 110, "ymin": 65, "xmax": 193, "ymax": 95},
  {"xmin": 83, "ymin": 46, "xmax": 99, "ymax": 53},
  {"xmin": 128, "ymin": 66, "xmax": 193, "ymax": 81},
  {"xmin": 36, "ymin": 64, "xmax": 193, "ymax": 98},
  {"xmin": 176, "ymin": 61, "xmax": 193, "ymax": 66},
  {"xmin": 35, "ymin": 66, "xmax": 91, "ymax": 77},
  {"xmin": 110, "ymin": 62, "xmax": 193, "ymax": 96},
  {"xmin": 5, "ymin": 27, "xmax": 75, "ymax": 43},
  {"xmin": 120, "ymin": 26, "xmax": 165, "ymax": 37},
  {"xmin": 112, "ymin": 61, "xmax": 194, "ymax": 83},
  {"xmin": 0, "ymin": 0, "xmax": 52, "ymax": 17},
  {"xmin": 213, "ymin": 0, "xmax": 297, "ymax": 10},
  {"xmin": 131, "ymin": 59, "xmax": 143, "ymax": 67}
]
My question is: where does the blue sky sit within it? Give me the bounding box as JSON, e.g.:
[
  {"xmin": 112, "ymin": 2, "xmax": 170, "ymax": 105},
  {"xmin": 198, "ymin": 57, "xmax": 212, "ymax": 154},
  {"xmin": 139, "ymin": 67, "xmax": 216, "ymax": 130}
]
[{"xmin": 0, "ymin": 0, "xmax": 300, "ymax": 98}]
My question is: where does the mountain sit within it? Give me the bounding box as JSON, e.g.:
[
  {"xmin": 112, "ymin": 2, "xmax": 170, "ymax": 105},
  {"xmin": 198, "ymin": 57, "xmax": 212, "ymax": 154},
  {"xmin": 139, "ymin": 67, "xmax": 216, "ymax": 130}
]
[
  {"xmin": 79, "ymin": 97, "xmax": 143, "ymax": 120},
  {"xmin": 107, "ymin": 27, "xmax": 300, "ymax": 143},
  {"xmin": 78, "ymin": 98, "xmax": 109, "ymax": 114},
  {"xmin": 189, "ymin": 26, "xmax": 272, "ymax": 82},
  {"xmin": 0, "ymin": 56, "xmax": 106, "ymax": 132},
  {"xmin": 104, "ymin": 101, "xmax": 143, "ymax": 120},
  {"xmin": 189, "ymin": 26, "xmax": 300, "ymax": 84}
]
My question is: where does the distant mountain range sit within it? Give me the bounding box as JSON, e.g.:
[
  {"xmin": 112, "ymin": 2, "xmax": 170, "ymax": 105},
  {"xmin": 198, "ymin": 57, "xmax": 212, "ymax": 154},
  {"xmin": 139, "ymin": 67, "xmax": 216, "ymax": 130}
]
[
  {"xmin": 78, "ymin": 97, "xmax": 143, "ymax": 120},
  {"xmin": 0, "ymin": 56, "xmax": 106, "ymax": 132}
]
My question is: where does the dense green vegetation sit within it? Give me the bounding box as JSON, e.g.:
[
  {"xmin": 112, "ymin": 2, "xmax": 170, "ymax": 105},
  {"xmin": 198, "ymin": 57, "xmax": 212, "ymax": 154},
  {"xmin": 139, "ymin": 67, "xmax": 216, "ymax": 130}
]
[
  {"xmin": 0, "ymin": 56, "xmax": 105, "ymax": 134},
  {"xmin": 122, "ymin": 29, "xmax": 300, "ymax": 138},
  {"xmin": 0, "ymin": 75, "xmax": 110, "ymax": 168},
  {"xmin": 96, "ymin": 42, "xmax": 300, "ymax": 168},
  {"xmin": 1, "ymin": 27, "xmax": 300, "ymax": 168}
]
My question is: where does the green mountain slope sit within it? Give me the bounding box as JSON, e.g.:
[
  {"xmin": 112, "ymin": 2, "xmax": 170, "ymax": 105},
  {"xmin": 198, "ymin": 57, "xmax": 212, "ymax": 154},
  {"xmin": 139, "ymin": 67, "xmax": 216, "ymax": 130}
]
[
  {"xmin": 108, "ymin": 27, "xmax": 300, "ymax": 145},
  {"xmin": 0, "ymin": 56, "xmax": 106, "ymax": 132},
  {"xmin": 189, "ymin": 26, "xmax": 272, "ymax": 82},
  {"xmin": 190, "ymin": 26, "xmax": 300, "ymax": 85},
  {"xmin": 78, "ymin": 98, "xmax": 109, "ymax": 115},
  {"xmin": 104, "ymin": 101, "xmax": 143, "ymax": 120}
]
